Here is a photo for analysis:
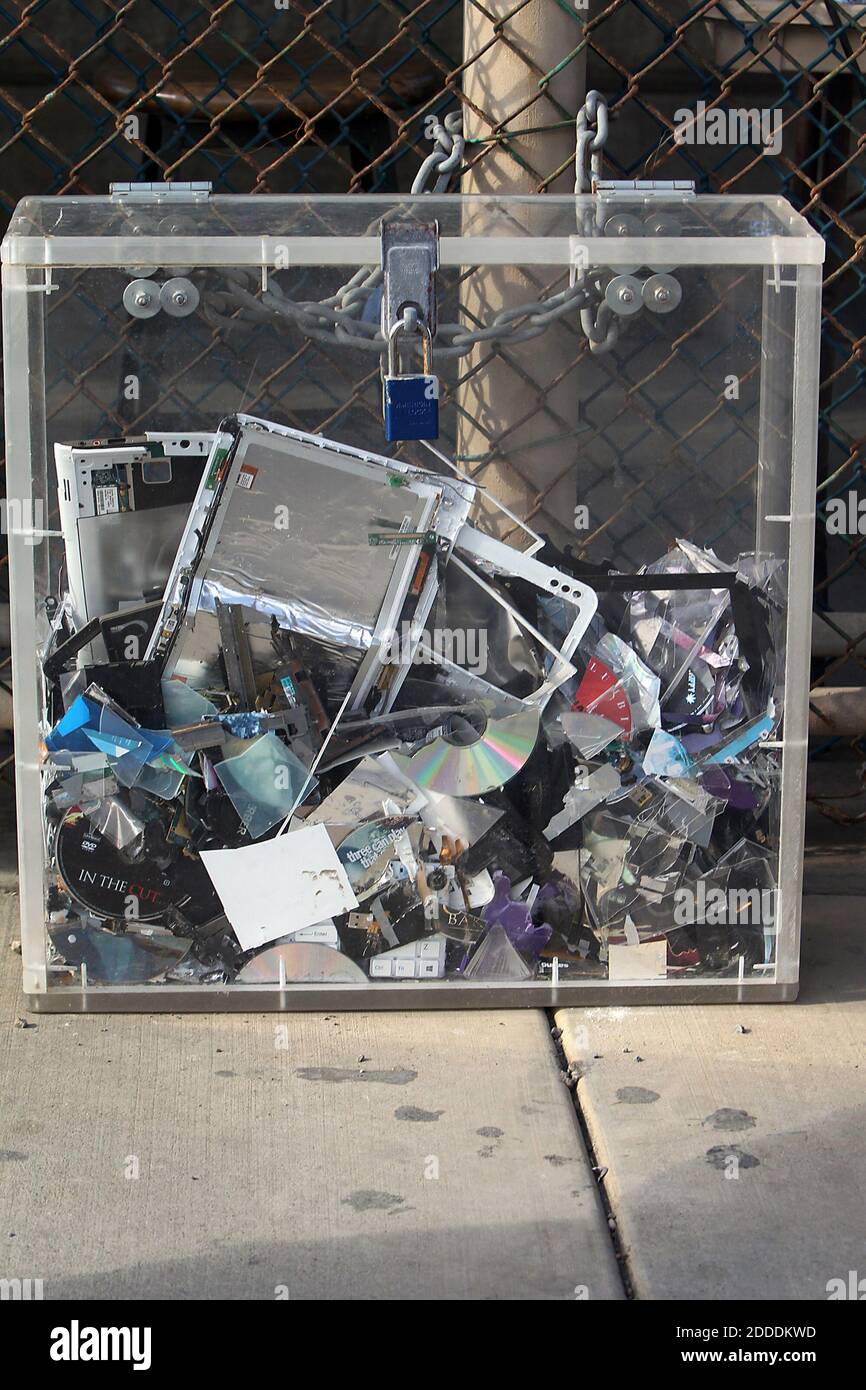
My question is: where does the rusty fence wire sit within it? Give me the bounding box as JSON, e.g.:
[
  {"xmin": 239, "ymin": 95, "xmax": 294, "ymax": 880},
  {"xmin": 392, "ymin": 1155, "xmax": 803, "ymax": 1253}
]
[{"xmin": 0, "ymin": 0, "xmax": 864, "ymax": 791}]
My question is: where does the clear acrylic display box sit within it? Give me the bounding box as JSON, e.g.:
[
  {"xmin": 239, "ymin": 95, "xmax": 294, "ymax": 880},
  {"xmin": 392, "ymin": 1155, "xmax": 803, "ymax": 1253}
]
[{"xmin": 2, "ymin": 190, "xmax": 823, "ymax": 1010}]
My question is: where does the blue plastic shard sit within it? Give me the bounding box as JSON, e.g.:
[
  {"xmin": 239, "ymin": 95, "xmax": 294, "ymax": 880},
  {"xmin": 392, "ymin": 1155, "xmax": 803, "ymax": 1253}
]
[{"xmin": 44, "ymin": 694, "xmax": 102, "ymax": 754}]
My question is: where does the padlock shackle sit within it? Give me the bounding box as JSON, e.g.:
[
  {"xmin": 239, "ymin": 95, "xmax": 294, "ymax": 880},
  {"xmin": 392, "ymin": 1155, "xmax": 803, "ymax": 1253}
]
[{"xmin": 388, "ymin": 317, "xmax": 432, "ymax": 376}]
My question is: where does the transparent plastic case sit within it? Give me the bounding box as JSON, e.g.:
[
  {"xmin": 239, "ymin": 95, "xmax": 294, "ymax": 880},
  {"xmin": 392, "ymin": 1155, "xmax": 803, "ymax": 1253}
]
[{"xmin": 2, "ymin": 191, "xmax": 823, "ymax": 1009}]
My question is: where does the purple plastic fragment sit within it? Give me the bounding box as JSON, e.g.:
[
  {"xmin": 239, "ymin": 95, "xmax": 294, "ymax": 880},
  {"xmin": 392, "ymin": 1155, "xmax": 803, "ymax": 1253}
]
[
  {"xmin": 699, "ymin": 765, "xmax": 758, "ymax": 810},
  {"xmin": 681, "ymin": 730, "xmax": 725, "ymax": 757},
  {"xmin": 482, "ymin": 871, "xmax": 553, "ymax": 957}
]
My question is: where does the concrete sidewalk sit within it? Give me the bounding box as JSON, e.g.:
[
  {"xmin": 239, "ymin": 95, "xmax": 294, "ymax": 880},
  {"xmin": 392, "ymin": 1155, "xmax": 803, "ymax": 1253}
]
[
  {"xmin": 0, "ymin": 891, "xmax": 623, "ymax": 1301},
  {"xmin": 2, "ymin": 869, "xmax": 865, "ymax": 1298},
  {"xmin": 557, "ymin": 896, "xmax": 866, "ymax": 1301}
]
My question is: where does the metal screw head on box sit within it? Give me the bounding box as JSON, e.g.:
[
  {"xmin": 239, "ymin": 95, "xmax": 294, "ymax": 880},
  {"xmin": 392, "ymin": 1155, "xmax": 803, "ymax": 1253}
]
[
  {"xmin": 160, "ymin": 278, "xmax": 199, "ymax": 317},
  {"xmin": 643, "ymin": 273, "xmax": 682, "ymax": 313},
  {"xmin": 606, "ymin": 274, "xmax": 644, "ymax": 315},
  {"xmin": 123, "ymin": 278, "xmax": 161, "ymax": 318}
]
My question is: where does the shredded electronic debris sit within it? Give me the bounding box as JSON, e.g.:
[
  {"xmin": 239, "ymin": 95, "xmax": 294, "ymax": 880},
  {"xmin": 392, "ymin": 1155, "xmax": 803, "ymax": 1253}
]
[{"xmin": 40, "ymin": 415, "xmax": 784, "ymax": 990}]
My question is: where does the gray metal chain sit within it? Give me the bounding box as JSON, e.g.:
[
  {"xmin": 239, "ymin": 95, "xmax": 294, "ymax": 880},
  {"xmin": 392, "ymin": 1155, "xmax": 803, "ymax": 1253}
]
[
  {"xmin": 574, "ymin": 89, "xmax": 609, "ymax": 196},
  {"xmin": 203, "ymin": 100, "xmax": 619, "ymax": 356},
  {"xmin": 411, "ymin": 111, "xmax": 465, "ymax": 194},
  {"xmin": 574, "ymin": 91, "xmax": 619, "ymax": 353}
]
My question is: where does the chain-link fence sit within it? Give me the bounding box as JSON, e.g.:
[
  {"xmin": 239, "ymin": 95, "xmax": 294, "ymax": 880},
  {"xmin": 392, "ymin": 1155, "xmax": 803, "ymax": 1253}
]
[{"xmin": 0, "ymin": 0, "xmax": 864, "ymax": 799}]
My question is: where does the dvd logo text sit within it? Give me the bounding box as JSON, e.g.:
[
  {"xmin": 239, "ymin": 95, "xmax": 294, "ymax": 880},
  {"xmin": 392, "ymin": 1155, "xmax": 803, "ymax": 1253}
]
[{"xmin": 50, "ymin": 1321, "xmax": 152, "ymax": 1371}]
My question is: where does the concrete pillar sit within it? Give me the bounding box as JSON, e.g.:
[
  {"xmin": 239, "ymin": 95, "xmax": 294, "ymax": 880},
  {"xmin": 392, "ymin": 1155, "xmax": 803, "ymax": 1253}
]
[{"xmin": 458, "ymin": 0, "xmax": 588, "ymax": 544}]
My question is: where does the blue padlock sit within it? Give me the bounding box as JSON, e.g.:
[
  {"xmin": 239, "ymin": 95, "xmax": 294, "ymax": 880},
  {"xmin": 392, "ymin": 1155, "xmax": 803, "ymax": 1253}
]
[{"xmin": 383, "ymin": 321, "xmax": 439, "ymax": 441}]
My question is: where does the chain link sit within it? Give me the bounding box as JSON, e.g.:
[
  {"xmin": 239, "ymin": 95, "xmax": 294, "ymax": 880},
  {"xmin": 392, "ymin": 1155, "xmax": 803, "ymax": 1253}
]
[
  {"xmin": 574, "ymin": 89, "xmax": 609, "ymax": 195},
  {"xmin": 204, "ymin": 99, "xmax": 619, "ymax": 356},
  {"xmin": 411, "ymin": 112, "xmax": 465, "ymax": 195},
  {"xmin": 573, "ymin": 91, "xmax": 620, "ymax": 354}
]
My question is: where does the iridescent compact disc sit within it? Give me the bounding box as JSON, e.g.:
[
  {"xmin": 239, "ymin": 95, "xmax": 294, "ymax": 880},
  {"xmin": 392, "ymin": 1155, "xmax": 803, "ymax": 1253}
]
[
  {"xmin": 237, "ymin": 943, "xmax": 367, "ymax": 984},
  {"xmin": 392, "ymin": 701, "xmax": 539, "ymax": 797}
]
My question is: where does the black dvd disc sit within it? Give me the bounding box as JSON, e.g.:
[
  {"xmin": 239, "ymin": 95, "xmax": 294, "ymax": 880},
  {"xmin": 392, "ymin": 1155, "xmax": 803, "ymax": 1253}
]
[{"xmin": 55, "ymin": 808, "xmax": 190, "ymax": 922}]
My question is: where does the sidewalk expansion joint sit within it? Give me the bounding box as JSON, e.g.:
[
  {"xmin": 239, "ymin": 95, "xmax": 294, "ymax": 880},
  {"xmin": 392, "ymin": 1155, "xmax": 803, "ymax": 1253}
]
[{"xmin": 545, "ymin": 1008, "xmax": 635, "ymax": 1300}]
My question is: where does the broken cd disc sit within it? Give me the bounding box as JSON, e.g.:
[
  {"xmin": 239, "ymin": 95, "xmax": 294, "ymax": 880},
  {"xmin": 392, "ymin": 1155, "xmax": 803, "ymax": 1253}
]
[
  {"xmin": 237, "ymin": 943, "xmax": 367, "ymax": 983},
  {"xmin": 336, "ymin": 815, "xmax": 415, "ymax": 900},
  {"xmin": 49, "ymin": 923, "xmax": 192, "ymax": 983},
  {"xmin": 391, "ymin": 701, "xmax": 539, "ymax": 797},
  {"xmin": 572, "ymin": 656, "xmax": 632, "ymax": 734},
  {"xmin": 54, "ymin": 807, "xmax": 187, "ymax": 921}
]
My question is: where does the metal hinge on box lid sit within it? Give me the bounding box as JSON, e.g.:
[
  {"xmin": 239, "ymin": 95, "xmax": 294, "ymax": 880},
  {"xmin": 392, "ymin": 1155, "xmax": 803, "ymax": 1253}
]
[
  {"xmin": 113, "ymin": 183, "xmax": 210, "ymax": 318},
  {"xmin": 110, "ymin": 181, "xmax": 212, "ymax": 204},
  {"xmin": 594, "ymin": 179, "xmax": 696, "ymax": 201},
  {"xmin": 590, "ymin": 180, "xmax": 696, "ymax": 318},
  {"xmin": 572, "ymin": 92, "xmax": 697, "ymax": 344}
]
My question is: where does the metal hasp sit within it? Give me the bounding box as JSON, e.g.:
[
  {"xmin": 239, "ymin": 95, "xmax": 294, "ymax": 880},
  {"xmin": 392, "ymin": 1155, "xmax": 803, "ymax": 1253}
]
[
  {"xmin": 380, "ymin": 220, "xmax": 441, "ymax": 441},
  {"xmin": 381, "ymin": 219, "xmax": 439, "ymax": 339},
  {"xmin": 594, "ymin": 179, "xmax": 695, "ymax": 199}
]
